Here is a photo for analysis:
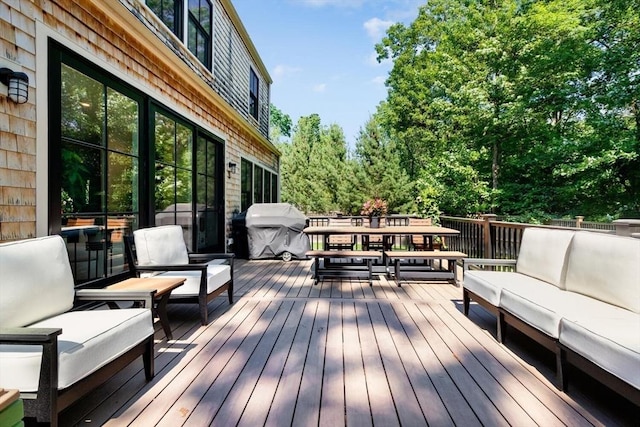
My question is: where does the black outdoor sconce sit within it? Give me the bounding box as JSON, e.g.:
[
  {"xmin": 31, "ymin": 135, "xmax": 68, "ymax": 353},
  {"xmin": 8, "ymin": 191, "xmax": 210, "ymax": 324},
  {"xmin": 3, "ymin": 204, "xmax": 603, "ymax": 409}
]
[
  {"xmin": 228, "ymin": 161, "xmax": 237, "ymax": 177},
  {"xmin": 0, "ymin": 67, "xmax": 29, "ymax": 104}
]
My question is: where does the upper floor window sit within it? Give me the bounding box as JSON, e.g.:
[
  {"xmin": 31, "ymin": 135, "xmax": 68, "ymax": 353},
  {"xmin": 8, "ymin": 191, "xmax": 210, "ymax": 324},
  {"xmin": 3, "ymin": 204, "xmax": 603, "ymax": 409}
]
[
  {"xmin": 188, "ymin": 0, "xmax": 212, "ymax": 68},
  {"xmin": 146, "ymin": 0, "xmax": 182, "ymax": 38},
  {"xmin": 249, "ymin": 68, "xmax": 259, "ymax": 120},
  {"xmin": 147, "ymin": 0, "xmax": 211, "ymax": 69}
]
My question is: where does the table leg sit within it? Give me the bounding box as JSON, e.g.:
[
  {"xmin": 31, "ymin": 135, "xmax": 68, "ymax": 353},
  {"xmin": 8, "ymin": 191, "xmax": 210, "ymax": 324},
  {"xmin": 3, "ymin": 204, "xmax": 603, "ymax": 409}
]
[
  {"xmin": 367, "ymin": 259, "xmax": 373, "ymax": 287},
  {"xmin": 155, "ymin": 293, "xmax": 174, "ymax": 340}
]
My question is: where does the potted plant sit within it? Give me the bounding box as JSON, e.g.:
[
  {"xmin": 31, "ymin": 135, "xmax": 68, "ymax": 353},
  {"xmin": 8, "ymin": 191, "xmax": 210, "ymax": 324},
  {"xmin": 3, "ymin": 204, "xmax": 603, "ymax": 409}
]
[{"xmin": 361, "ymin": 197, "xmax": 388, "ymax": 228}]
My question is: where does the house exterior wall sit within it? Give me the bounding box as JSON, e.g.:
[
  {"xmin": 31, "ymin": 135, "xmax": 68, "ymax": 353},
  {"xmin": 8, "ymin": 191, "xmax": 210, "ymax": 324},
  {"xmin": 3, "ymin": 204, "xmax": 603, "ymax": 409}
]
[{"xmin": 0, "ymin": 0, "xmax": 278, "ymax": 243}]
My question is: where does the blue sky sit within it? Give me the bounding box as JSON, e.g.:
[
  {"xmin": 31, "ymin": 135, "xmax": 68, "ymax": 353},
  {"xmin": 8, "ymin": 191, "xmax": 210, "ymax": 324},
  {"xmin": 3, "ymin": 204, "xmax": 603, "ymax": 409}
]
[{"xmin": 233, "ymin": 0, "xmax": 423, "ymax": 149}]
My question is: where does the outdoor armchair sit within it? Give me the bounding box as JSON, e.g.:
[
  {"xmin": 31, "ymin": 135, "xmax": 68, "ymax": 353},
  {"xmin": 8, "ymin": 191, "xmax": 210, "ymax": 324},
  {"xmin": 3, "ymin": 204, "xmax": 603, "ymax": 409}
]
[
  {"xmin": 0, "ymin": 235, "xmax": 155, "ymax": 426},
  {"xmin": 125, "ymin": 225, "xmax": 234, "ymax": 325}
]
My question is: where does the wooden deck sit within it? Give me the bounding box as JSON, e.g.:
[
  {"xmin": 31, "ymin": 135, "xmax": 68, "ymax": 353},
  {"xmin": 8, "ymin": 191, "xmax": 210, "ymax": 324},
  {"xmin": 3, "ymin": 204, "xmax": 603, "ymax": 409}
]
[{"xmin": 57, "ymin": 259, "xmax": 637, "ymax": 426}]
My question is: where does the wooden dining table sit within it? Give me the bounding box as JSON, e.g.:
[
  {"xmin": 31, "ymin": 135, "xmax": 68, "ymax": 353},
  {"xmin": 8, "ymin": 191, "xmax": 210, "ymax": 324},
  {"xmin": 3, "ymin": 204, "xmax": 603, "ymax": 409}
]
[{"xmin": 303, "ymin": 225, "xmax": 460, "ymax": 250}]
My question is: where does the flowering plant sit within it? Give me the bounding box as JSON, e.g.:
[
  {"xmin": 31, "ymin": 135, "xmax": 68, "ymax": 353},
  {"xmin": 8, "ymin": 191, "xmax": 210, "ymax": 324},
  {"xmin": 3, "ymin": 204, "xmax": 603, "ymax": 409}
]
[{"xmin": 361, "ymin": 197, "xmax": 388, "ymax": 217}]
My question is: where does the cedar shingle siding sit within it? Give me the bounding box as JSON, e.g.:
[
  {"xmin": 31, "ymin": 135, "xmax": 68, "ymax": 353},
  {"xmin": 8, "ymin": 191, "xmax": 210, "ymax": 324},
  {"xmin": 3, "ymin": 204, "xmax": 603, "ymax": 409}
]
[{"xmin": 0, "ymin": 0, "xmax": 277, "ymax": 242}]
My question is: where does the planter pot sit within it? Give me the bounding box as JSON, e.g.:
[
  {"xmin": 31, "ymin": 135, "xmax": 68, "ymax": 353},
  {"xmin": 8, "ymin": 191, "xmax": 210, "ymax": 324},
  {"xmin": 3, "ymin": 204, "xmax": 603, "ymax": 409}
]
[{"xmin": 370, "ymin": 216, "xmax": 381, "ymax": 228}]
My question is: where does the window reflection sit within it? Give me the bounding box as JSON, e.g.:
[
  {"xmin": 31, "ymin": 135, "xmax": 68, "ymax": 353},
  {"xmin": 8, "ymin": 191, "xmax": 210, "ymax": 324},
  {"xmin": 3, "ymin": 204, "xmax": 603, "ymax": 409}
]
[{"xmin": 59, "ymin": 64, "xmax": 140, "ymax": 284}]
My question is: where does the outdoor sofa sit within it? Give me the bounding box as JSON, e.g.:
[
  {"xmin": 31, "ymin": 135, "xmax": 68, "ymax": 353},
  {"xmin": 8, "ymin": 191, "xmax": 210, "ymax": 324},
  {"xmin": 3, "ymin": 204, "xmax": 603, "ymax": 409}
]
[
  {"xmin": 0, "ymin": 235, "xmax": 155, "ymax": 426},
  {"xmin": 463, "ymin": 227, "xmax": 640, "ymax": 405}
]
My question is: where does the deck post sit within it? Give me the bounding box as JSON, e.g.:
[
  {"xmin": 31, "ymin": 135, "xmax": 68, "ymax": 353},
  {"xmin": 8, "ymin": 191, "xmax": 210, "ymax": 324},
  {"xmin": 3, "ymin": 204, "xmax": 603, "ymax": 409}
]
[
  {"xmin": 481, "ymin": 214, "xmax": 497, "ymax": 259},
  {"xmin": 613, "ymin": 219, "xmax": 640, "ymax": 237}
]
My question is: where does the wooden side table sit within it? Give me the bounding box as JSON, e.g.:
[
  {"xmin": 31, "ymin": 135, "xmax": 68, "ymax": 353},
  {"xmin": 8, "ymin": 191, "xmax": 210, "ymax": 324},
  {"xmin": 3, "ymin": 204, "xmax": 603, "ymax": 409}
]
[{"xmin": 107, "ymin": 277, "xmax": 186, "ymax": 340}]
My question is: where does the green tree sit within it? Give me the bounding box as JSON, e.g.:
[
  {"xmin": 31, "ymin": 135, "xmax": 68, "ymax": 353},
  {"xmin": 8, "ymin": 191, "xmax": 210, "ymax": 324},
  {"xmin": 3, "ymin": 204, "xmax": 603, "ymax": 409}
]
[
  {"xmin": 269, "ymin": 103, "xmax": 292, "ymax": 143},
  {"xmin": 353, "ymin": 113, "xmax": 413, "ymax": 214},
  {"xmin": 280, "ymin": 114, "xmax": 349, "ymax": 214}
]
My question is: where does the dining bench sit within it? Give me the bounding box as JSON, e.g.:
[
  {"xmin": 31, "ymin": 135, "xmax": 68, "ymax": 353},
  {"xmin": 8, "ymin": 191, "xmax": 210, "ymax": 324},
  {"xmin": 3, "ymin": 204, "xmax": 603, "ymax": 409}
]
[
  {"xmin": 305, "ymin": 250, "xmax": 382, "ymax": 286},
  {"xmin": 384, "ymin": 250, "xmax": 467, "ymax": 285}
]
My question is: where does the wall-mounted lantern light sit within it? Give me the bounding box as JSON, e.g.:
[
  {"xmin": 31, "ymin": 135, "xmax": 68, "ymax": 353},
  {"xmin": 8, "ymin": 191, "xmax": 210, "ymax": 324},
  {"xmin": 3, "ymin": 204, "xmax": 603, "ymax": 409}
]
[
  {"xmin": 0, "ymin": 68, "xmax": 29, "ymax": 104},
  {"xmin": 228, "ymin": 162, "xmax": 237, "ymax": 177}
]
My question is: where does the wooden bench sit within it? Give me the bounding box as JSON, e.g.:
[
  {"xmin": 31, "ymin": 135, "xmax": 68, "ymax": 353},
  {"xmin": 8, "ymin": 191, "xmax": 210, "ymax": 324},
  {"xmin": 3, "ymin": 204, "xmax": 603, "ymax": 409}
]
[
  {"xmin": 384, "ymin": 250, "xmax": 467, "ymax": 286},
  {"xmin": 306, "ymin": 250, "xmax": 382, "ymax": 286}
]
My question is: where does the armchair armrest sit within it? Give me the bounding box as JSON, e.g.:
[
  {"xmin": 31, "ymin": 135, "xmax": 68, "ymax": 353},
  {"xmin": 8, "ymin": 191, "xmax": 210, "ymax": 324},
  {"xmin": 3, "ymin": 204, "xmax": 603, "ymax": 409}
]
[
  {"xmin": 188, "ymin": 253, "xmax": 235, "ymax": 264},
  {"xmin": 0, "ymin": 327, "xmax": 62, "ymax": 344},
  {"xmin": 75, "ymin": 289, "xmax": 156, "ymax": 308},
  {"xmin": 134, "ymin": 263, "xmax": 208, "ymax": 272},
  {"xmin": 463, "ymin": 258, "xmax": 517, "ymax": 270}
]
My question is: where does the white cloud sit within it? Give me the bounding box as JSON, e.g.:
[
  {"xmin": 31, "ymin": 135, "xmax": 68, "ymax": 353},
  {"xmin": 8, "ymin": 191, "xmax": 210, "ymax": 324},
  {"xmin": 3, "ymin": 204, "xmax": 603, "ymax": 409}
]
[
  {"xmin": 312, "ymin": 83, "xmax": 327, "ymax": 92},
  {"xmin": 363, "ymin": 17, "xmax": 394, "ymax": 40},
  {"xmin": 272, "ymin": 64, "xmax": 302, "ymax": 82},
  {"xmin": 371, "ymin": 75, "xmax": 386, "ymax": 85}
]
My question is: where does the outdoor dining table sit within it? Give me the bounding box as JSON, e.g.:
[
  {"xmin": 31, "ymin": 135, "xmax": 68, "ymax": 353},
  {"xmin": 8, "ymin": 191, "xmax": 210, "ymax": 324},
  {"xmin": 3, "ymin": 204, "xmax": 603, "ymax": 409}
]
[
  {"xmin": 303, "ymin": 225, "xmax": 461, "ymax": 250},
  {"xmin": 303, "ymin": 225, "xmax": 462, "ymax": 284}
]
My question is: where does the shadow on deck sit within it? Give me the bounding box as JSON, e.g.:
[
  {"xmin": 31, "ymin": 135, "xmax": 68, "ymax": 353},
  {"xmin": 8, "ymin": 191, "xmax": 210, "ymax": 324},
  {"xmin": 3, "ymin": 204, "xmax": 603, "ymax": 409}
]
[{"xmin": 54, "ymin": 259, "xmax": 637, "ymax": 426}]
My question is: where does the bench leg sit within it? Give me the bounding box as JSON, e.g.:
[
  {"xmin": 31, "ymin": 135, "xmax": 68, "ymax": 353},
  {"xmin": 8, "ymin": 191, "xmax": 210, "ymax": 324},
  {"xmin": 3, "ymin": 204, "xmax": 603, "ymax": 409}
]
[
  {"xmin": 368, "ymin": 259, "xmax": 373, "ymax": 287},
  {"xmin": 395, "ymin": 259, "xmax": 401, "ymax": 287}
]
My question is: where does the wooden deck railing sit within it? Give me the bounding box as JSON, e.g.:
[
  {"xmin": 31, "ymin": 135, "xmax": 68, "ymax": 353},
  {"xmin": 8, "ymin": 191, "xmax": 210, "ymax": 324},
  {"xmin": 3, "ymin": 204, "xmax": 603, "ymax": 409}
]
[{"xmin": 306, "ymin": 214, "xmax": 637, "ymax": 258}]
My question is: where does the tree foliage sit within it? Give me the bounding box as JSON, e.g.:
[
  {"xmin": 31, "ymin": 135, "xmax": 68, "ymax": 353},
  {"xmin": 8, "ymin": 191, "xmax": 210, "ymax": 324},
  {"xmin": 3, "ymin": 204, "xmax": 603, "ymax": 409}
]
[
  {"xmin": 374, "ymin": 0, "xmax": 639, "ymax": 219},
  {"xmin": 274, "ymin": 0, "xmax": 639, "ymax": 220}
]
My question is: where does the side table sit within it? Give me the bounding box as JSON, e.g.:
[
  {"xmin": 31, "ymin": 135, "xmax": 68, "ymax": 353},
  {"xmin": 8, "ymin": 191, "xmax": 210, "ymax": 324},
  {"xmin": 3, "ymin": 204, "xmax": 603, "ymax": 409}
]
[{"xmin": 107, "ymin": 277, "xmax": 185, "ymax": 340}]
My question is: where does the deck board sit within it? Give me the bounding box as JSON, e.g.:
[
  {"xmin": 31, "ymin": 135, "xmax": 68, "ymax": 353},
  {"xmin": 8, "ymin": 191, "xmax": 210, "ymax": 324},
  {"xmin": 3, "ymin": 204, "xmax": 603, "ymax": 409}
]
[{"xmin": 55, "ymin": 259, "xmax": 637, "ymax": 427}]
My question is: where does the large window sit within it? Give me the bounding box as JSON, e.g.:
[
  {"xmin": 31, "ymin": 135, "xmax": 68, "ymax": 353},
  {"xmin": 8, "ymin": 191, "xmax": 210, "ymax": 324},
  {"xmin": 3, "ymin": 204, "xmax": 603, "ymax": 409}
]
[
  {"xmin": 249, "ymin": 68, "xmax": 259, "ymax": 120},
  {"xmin": 153, "ymin": 110, "xmax": 195, "ymax": 248},
  {"xmin": 50, "ymin": 43, "xmax": 226, "ymax": 286},
  {"xmin": 241, "ymin": 158, "xmax": 278, "ymax": 211},
  {"xmin": 146, "ymin": 0, "xmax": 211, "ymax": 69},
  {"xmin": 55, "ymin": 60, "xmax": 141, "ymax": 284},
  {"xmin": 196, "ymin": 134, "xmax": 224, "ymax": 251},
  {"xmin": 240, "ymin": 158, "xmax": 253, "ymax": 212}
]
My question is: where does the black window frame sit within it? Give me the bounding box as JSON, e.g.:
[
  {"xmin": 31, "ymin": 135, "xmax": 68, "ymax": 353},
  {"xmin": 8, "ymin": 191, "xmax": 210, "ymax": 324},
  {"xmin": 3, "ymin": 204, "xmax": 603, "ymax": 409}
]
[
  {"xmin": 187, "ymin": 0, "xmax": 213, "ymax": 69},
  {"xmin": 146, "ymin": 0, "xmax": 183, "ymax": 39},
  {"xmin": 241, "ymin": 158, "xmax": 278, "ymax": 211},
  {"xmin": 249, "ymin": 68, "xmax": 259, "ymax": 120}
]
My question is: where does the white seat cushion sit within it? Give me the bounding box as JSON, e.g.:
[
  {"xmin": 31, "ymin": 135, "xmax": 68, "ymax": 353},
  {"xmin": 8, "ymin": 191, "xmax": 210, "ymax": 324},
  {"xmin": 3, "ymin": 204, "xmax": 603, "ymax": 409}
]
[
  {"xmin": 0, "ymin": 308, "xmax": 153, "ymax": 391},
  {"xmin": 134, "ymin": 225, "xmax": 189, "ymax": 265},
  {"xmin": 564, "ymin": 232, "xmax": 640, "ymax": 313},
  {"xmin": 152, "ymin": 263, "xmax": 231, "ymax": 297},
  {"xmin": 560, "ymin": 312, "xmax": 640, "ymax": 389},
  {"xmin": 516, "ymin": 228, "xmax": 575, "ymax": 288},
  {"xmin": 0, "ymin": 235, "xmax": 75, "ymax": 328},
  {"xmin": 500, "ymin": 283, "xmax": 567, "ymax": 338},
  {"xmin": 464, "ymin": 271, "xmax": 543, "ymax": 306}
]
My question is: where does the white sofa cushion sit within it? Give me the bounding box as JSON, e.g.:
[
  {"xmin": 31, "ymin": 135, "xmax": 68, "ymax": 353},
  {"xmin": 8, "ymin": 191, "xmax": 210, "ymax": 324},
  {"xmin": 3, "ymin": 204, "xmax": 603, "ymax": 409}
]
[
  {"xmin": 134, "ymin": 225, "xmax": 189, "ymax": 265},
  {"xmin": 564, "ymin": 232, "xmax": 640, "ymax": 313},
  {"xmin": 500, "ymin": 283, "xmax": 567, "ymax": 338},
  {"xmin": 516, "ymin": 228, "xmax": 575, "ymax": 288},
  {"xmin": 560, "ymin": 313, "xmax": 640, "ymax": 390},
  {"xmin": 464, "ymin": 271, "xmax": 543, "ymax": 306},
  {"xmin": 0, "ymin": 235, "xmax": 75, "ymax": 328},
  {"xmin": 152, "ymin": 262, "xmax": 231, "ymax": 297},
  {"xmin": 0, "ymin": 308, "xmax": 153, "ymax": 391}
]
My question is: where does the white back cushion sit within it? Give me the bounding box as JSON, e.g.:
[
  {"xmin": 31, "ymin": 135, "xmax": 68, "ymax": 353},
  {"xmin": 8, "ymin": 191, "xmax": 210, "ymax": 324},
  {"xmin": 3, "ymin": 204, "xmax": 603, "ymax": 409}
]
[
  {"xmin": 564, "ymin": 232, "xmax": 640, "ymax": 313},
  {"xmin": 516, "ymin": 228, "xmax": 575, "ymax": 288},
  {"xmin": 0, "ymin": 235, "xmax": 75, "ymax": 327},
  {"xmin": 134, "ymin": 225, "xmax": 189, "ymax": 265}
]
